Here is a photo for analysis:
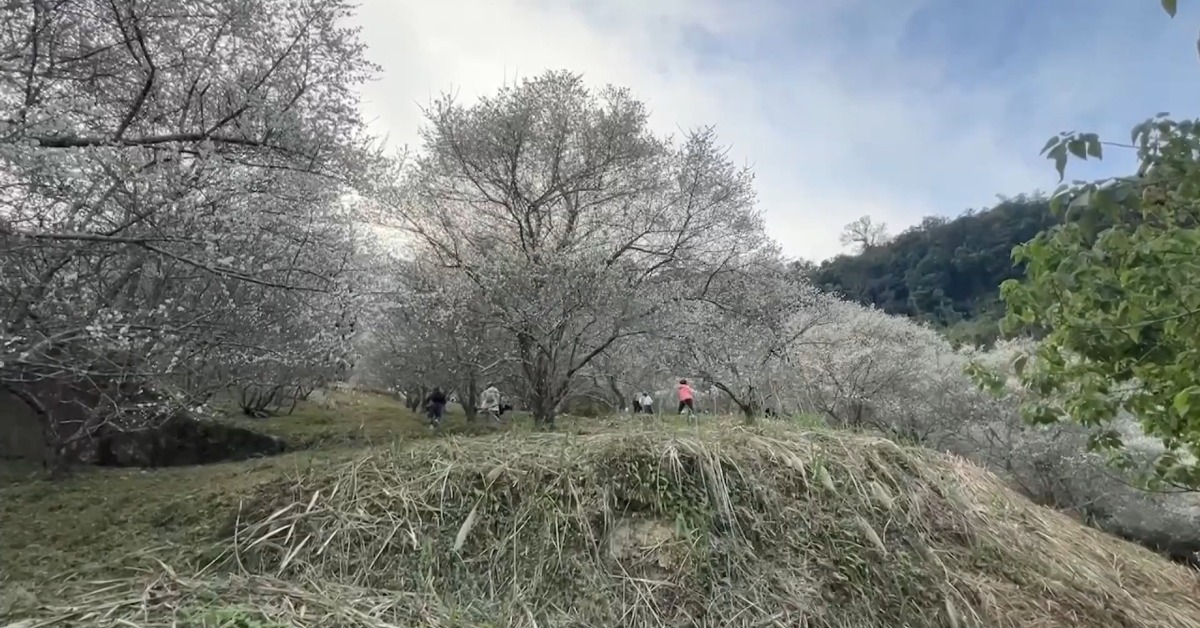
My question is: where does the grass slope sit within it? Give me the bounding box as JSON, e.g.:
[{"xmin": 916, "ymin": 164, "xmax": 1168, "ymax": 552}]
[
  {"xmin": 215, "ymin": 389, "xmax": 505, "ymax": 448},
  {"xmin": 5, "ymin": 401, "xmax": 1200, "ymax": 627},
  {"xmin": 0, "ymin": 392, "xmax": 495, "ymax": 585}
]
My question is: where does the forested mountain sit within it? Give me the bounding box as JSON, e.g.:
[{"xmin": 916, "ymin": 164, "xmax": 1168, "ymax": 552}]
[{"xmin": 811, "ymin": 194, "xmax": 1060, "ymax": 345}]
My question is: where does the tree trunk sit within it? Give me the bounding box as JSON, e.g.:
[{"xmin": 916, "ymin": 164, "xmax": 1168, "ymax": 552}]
[
  {"xmin": 463, "ymin": 378, "xmax": 479, "ymax": 422},
  {"xmin": 708, "ymin": 380, "xmax": 759, "ymax": 425},
  {"xmin": 529, "ymin": 379, "xmax": 559, "ymax": 430},
  {"xmin": 518, "ymin": 333, "xmax": 561, "ymax": 430},
  {"xmin": 405, "ymin": 385, "xmax": 428, "ymax": 412},
  {"xmin": 527, "ymin": 369, "xmax": 565, "ymax": 431},
  {"xmin": 742, "ymin": 385, "xmax": 760, "ymax": 425},
  {"xmin": 605, "ymin": 375, "xmax": 626, "ymax": 413},
  {"xmin": 849, "ymin": 399, "xmax": 866, "ymax": 429},
  {"xmin": 739, "ymin": 401, "xmax": 757, "ymax": 425}
]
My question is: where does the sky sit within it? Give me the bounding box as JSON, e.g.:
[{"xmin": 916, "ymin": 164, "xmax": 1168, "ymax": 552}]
[{"xmin": 350, "ymin": 0, "xmax": 1200, "ymax": 262}]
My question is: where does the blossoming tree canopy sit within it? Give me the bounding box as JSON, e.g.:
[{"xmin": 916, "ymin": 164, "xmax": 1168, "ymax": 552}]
[
  {"xmin": 373, "ymin": 70, "xmax": 770, "ymax": 427},
  {"xmin": 0, "ymin": 0, "xmax": 378, "ymax": 469}
]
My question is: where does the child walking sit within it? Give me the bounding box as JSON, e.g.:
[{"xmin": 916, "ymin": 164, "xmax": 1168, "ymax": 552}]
[{"xmin": 677, "ymin": 379, "xmax": 694, "ymax": 415}]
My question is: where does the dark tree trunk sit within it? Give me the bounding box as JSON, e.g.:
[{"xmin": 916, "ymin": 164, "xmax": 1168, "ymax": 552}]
[
  {"xmin": 709, "ymin": 380, "xmax": 759, "ymax": 425},
  {"xmin": 517, "ymin": 333, "xmax": 560, "ymax": 430},
  {"xmin": 531, "ymin": 398, "xmax": 557, "ymax": 429},
  {"xmin": 606, "ymin": 375, "xmax": 626, "ymax": 413},
  {"xmin": 239, "ymin": 384, "xmax": 285, "ymax": 418},
  {"xmin": 529, "ymin": 369, "xmax": 567, "ymax": 430},
  {"xmin": 405, "ymin": 385, "xmax": 428, "ymax": 412},
  {"xmin": 739, "ymin": 401, "xmax": 758, "ymax": 425},
  {"xmin": 463, "ymin": 378, "xmax": 479, "ymax": 422},
  {"xmin": 741, "ymin": 385, "xmax": 760, "ymax": 425}
]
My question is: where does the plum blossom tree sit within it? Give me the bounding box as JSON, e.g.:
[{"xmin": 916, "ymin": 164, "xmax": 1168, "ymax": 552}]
[
  {"xmin": 359, "ymin": 254, "xmax": 513, "ymax": 419},
  {"xmin": 0, "ymin": 0, "xmax": 377, "ymax": 471},
  {"xmin": 663, "ymin": 255, "xmax": 837, "ymax": 422},
  {"xmin": 578, "ymin": 338, "xmax": 672, "ymax": 413},
  {"xmin": 788, "ymin": 300, "xmax": 997, "ymax": 447},
  {"xmin": 374, "ymin": 70, "xmax": 767, "ymax": 428}
]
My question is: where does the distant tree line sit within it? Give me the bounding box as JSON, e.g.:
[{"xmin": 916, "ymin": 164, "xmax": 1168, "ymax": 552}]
[{"xmin": 807, "ymin": 194, "xmax": 1062, "ymax": 346}]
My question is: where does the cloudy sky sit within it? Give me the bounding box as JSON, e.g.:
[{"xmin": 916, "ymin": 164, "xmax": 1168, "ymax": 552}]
[{"xmin": 350, "ymin": 0, "xmax": 1200, "ymax": 261}]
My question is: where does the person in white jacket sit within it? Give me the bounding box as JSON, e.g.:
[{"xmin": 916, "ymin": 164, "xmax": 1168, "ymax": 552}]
[
  {"xmin": 478, "ymin": 384, "xmax": 502, "ymax": 420},
  {"xmin": 638, "ymin": 392, "xmax": 654, "ymax": 414}
]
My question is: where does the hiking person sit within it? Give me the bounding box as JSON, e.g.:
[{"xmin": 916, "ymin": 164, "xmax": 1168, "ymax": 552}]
[
  {"xmin": 424, "ymin": 387, "xmax": 447, "ymax": 427},
  {"xmin": 479, "ymin": 383, "xmax": 502, "ymax": 421},
  {"xmin": 639, "ymin": 391, "xmax": 654, "ymax": 414},
  {"xmin": 677, "ymin": 379, "xmax": 695, "ymax": 415},
  {"xmin": 631, "ymin": 395, "xmax": 643, "ymax": 414}
]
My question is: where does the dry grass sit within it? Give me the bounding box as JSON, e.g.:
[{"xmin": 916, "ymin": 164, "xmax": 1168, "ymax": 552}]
[{"xmin": 9, "ymin": 420, "xmax": 1200, "ymax": 627}]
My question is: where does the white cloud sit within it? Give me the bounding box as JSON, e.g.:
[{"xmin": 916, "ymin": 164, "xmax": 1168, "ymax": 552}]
[{"xmin": 349, "ymin": 0, "xmax": 1166, "ymax": 262}]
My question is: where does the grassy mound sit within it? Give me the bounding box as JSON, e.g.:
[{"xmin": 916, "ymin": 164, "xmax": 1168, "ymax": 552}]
[
  {"xmin": 0, "ymin": 391, "xmax": 443, "ymax": 584},
  {"xmin": 12, "ymin": 423, "xmax": 1200, "ymax": 627}
]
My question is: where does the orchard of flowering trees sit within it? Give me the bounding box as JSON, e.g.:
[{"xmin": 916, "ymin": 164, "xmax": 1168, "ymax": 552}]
[
  {"xmin": 5, "ymin": 1, "xmax": 1196, "ymax": 558},
  {"xmin": 0, "ymin": 0, "xmax": 379, "ymax": 471},
  {"xmin": 350, "ymin": 68, "xmax": 1022, "ymax": 440},
  {"xmin": 340, "ymin": 60, "xmax": 1200, "ymax": 560},
  {"xmin": 0, "ymin": 0, "xmax": 1045, "ymax": 456},
  {"xmin": 3, "ymin": 0, "xmax": 1197, "ymax": 568}
]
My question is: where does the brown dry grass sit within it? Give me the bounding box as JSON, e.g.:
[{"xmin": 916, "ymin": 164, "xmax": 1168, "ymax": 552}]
[{"xmin": 8, "ymin": 420, "xmax": 1200, "ymax": 627}]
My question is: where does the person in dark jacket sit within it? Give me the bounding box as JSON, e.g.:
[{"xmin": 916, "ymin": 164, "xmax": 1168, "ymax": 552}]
[{"xmin": 425, "ymin": 387, "xmax": 447, "ymax": 427}]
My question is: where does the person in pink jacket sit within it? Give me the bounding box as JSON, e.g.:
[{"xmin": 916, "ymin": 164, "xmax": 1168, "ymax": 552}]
[{"xmin": 676, "ymin": 379, "xmax": 695, "ymax": 414}]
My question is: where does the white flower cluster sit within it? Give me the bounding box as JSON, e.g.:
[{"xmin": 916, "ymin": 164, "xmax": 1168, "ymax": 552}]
[{"xmin": 1, "ymin": 0, "xmax": 379, "ymax": 453}]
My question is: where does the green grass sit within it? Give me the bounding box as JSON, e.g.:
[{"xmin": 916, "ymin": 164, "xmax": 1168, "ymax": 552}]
[
  {"xmin": 214, "ymin": 390, "xmax": 503, "ymax": 449},
  {"xmin": 0, "ymin": 390, "xmax": 669, "ymax": 590},
  {"xmin": 0, "ymin": 390, "xmax": 504, "ymax": 588},
  {"xmin": 0, "ymin": 447, "xmax": 336, "ymax": 584},
  {"xmin": 0, "ymin": 395, "xmax": 794, "ymax": 589}
]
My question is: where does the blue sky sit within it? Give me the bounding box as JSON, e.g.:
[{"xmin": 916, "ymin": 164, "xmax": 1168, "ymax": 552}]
[{"xmin": 353, "ymin": 0, "xmax": 1199, "ymax": 260}]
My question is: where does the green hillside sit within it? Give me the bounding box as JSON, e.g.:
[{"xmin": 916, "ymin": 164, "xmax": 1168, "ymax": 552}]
[{"xmin": 812, "ymin": 194, "xmax": 1059, "ymax": 345}]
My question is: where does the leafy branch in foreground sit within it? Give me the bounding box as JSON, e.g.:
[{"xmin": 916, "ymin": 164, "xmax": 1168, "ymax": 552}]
[{"xmin": 977, "ymin": 0, "xmax": 1200, "ymax": 489}]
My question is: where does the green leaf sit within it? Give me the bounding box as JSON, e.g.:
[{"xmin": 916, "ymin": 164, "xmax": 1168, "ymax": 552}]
[
  {"xmin": 1047, "ymin": 143, "xmax": 1069, "ymax": 180},
  {"xmin": 995, "ymin": 99, "xmax": 1200, "ymax": 488},
  {"xmin": 1067, "ymin": 139, "xmax": 1088, "ymax": 160},
  {"xmin": 1112, "ymin": 183, "xmax": 1134, "ymax": 203},
  {"xmin": 1174, "ymin": 386, "xmax": 1200, "ymax": 415},
  {"xmin": 1162, "ymin": 0, "xmax": 1177, "ymax": 17},
  {"xmin": 1039, "ymin": 136, "xmax": 1060, "ymax": 155}
]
